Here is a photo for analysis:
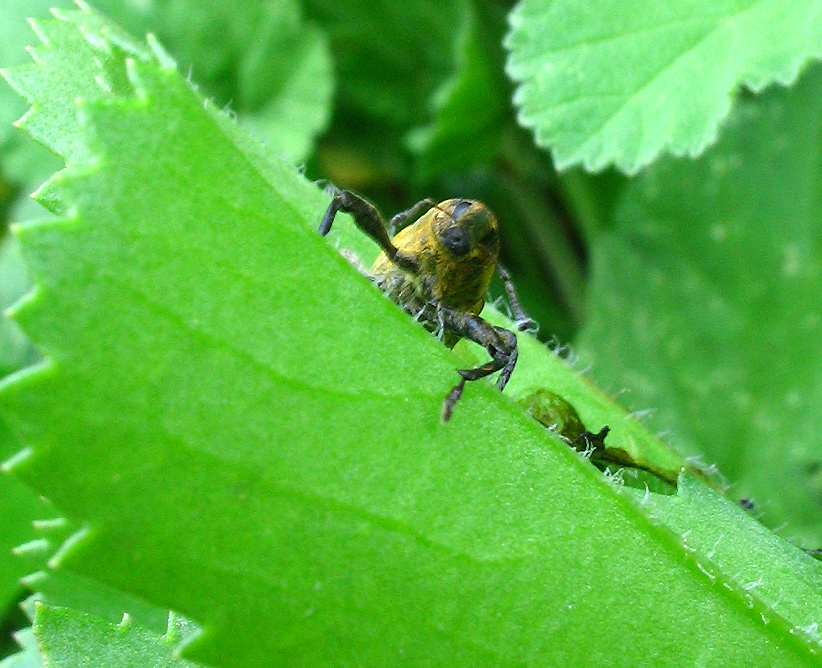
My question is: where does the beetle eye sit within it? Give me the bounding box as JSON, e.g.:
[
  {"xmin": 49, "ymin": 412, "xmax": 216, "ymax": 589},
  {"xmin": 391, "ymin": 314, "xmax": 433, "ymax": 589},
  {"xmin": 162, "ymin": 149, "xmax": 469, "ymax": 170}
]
[
  {"xmin": 451, "ymin": 200, "xmax": 471, "ymax": 220},
  {"xmin": 439, "ymin": 226, "xmax": 471, "ymax": 256}
]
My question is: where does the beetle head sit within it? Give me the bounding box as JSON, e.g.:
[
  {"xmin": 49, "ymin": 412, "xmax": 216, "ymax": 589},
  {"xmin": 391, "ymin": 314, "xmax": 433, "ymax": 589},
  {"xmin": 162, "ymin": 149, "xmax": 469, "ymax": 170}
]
[{"xmin": 434, "ymin": 199, "xmax": 499, "ymax": 261}]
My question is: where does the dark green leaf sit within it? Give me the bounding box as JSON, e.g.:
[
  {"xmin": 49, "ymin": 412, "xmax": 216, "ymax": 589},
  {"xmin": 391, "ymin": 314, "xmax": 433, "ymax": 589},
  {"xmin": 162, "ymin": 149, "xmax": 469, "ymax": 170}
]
[{"xmin": 407, "ymin": 2, "xmax": 508, "ymax": 180}]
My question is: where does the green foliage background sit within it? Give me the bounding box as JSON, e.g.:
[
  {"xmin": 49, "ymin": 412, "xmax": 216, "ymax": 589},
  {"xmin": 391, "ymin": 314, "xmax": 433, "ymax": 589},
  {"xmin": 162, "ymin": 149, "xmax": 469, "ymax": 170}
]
[{"xmin": 1, "ymin": 0, "xmax": 822, "ymax": 666}]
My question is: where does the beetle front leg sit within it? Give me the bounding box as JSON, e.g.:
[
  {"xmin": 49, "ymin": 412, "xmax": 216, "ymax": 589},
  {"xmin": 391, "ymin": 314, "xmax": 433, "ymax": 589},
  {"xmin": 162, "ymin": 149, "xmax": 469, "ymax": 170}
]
[
  {"xmin": 319, "ymin": 189, "xmax": 420, "ymax": 273},
  {"xmin": 435, "ymin": 306, "xmax": 519, "ymax": 421}
]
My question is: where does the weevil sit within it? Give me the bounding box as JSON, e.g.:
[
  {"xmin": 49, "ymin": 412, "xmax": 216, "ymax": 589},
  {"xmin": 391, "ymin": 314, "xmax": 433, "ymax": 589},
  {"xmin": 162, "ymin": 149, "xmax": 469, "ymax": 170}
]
[{"xmin": 319, "ymin": 190, "xmax": 534, "ymax": 421}]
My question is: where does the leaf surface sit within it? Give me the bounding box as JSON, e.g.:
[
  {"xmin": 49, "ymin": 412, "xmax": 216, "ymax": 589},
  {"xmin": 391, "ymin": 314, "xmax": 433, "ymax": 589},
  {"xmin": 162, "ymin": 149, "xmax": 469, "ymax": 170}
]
[{"xmin": 33, "ymin": 605, "xmax": 197, "ymax": 668}]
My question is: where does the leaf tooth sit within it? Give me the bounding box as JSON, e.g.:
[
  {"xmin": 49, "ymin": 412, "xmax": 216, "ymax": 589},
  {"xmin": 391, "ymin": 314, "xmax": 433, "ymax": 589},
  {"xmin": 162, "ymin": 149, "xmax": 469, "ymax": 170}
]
[
  {"xmin": 19, "ymin": 571, "xmax": 46, "ymax": 592},
  {"xmin": 1, "ymin": 445, "xmax": 35, "ymax": 474},
  {"xmin": 0, "ymin": 64, "xmax": 42, "ymax": 106},
  {"xmin": 26, "ymin": 17, "xmax": 50, "ymax": 50},
  {"xmin": 10, "ymin": 624, "xmax": 39, "ymax": 652},
  {"xmin": 0, "ymin": 358, "xmax": 56, "ymax": 438},
  {"xmin": 32, "ymin": 517, "xmax": 68, "ymax": 531},
  {"xmin": 29, "ymin": 15, "xmax": 83, "ymax": 50},
  {"xmin": 145, "ymin": 34, "xmax": 177, "ymax": 70},
  {"xmin": 47, "ymin": 525, "xmax": 91, "ymax": 569},
  {"xmin": 13, "ymin": 538, "xmax": 52, "ymax": 558},
  {"xmin": 2, "ymin": 255, "xmax": 42, "ymax": 318}
]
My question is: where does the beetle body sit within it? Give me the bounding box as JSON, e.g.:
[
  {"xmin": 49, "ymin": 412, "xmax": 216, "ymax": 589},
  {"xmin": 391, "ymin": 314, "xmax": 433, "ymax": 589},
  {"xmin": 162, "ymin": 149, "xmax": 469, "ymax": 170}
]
[
  {"xmin": 319, "ymin": 190, "xmax": 528, "ymax": 420},
  {"xmin": 371, "ymin": 199, "xmax": 499, "ymax": 345}
]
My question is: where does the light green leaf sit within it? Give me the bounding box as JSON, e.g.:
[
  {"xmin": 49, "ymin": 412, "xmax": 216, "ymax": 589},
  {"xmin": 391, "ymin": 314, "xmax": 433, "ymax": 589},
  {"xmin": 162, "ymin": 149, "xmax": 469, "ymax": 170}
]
[
  {"xmin": 33, "ymin": 605, "xmax": 198, "ymax": 667},
  {"xmin": 0, "ymin": 0, "xmax": 68, "ymax": 216},
  {"xmin": 236, "ymin": 2, "xmax": 333, "ymax": 163},
  {"xmin": 505, "ymin": 0, "xmax": 822, "ymax": 173},
  {"xmin": 577, "ymin": 62, "xmax": 822, "ymax": 545},
  {"xmin": 0, "ymin": 627, "xmax": 42, "ymax": 668},
  {"xmin": 1, "ymin": 8, "xmax": 150, "ymax": 171},
  {"xmin": 2, "ymin": 6, "xmax": 822, "ymax": 667}
]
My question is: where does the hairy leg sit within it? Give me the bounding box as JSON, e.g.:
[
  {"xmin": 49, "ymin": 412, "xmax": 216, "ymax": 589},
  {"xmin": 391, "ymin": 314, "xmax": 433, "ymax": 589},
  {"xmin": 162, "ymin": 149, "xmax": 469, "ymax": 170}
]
[
  {"xmin": 319, "ymin": 190, "xmax": 420, "ymax": 274},
  {"xmin": 432, "ymin": 305, "xmax": 518, "ymax": 421}
]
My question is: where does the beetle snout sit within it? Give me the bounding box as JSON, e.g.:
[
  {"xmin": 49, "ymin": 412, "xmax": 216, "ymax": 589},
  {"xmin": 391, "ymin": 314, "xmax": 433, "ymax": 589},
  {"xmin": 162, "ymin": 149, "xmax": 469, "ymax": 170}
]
[{"xmin": 439, "ymin": 226, "xmax": 471, "ymax": 256}]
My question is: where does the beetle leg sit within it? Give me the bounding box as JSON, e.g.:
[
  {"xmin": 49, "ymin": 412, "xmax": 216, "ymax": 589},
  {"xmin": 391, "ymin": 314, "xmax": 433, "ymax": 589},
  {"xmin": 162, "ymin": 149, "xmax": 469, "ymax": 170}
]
[
  {"xmin": 388, "ymin": 198, "xmax": 436, "ymax": 235},
  {"xmin": 319, "ymin": 190, "xmax": 420, "ymax": 274},
  {"xmin": 496, "ymin": 262, "xmax": 538, "ymax": 333},
  {"xmin": 435, "ymin": 305, "xmax": 518, "ymax": 421}
]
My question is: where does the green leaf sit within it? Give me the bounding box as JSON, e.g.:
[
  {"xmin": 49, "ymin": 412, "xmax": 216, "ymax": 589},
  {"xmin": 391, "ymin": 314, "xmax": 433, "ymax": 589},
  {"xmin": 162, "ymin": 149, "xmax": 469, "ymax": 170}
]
[
  {"xmin": 406, "ymin": 2, "xmax": 509, "ymax": 180},
  {"xmin": 33, "ymin": 605, "xmax": 198, "ymax": 667},
  {"xmin": 577, "ymin": 62, "xmax": 822, "ymax": 545},
  {"xmin": 0, "ymin": 627, "xmax": 42, "ymax": 668},
  {"xmin": 2, "ymin": 6, "xmax": 822, "ymax": 666},
  {"xmin": 303, "ymin": 0, "xmax": 466, "ymax": 128},
  {"xmin": 630, "ymin": 473, "xmax": 822, "ymax": 647},
  {"xmin": 236, "ymin": 1, "xmax": 333, "ymax": 163},
  {"xmin": 505, "ymin": 0, "xmax": 822, "ymax": 174}
]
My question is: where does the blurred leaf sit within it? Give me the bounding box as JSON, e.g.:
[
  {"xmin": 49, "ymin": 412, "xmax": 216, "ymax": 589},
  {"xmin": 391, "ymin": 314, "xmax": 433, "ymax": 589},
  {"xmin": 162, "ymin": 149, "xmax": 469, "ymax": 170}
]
[
  {"xmin": 0, "ymin": 0, "xmax": 71, "ymax": 150},
  {"xmin": 577, "ymin": 63, "xmax": 822, "ymax": 546},
  {"xmin": 505, "ymin": 0, "xmax": 822, "ymax": 173},
  {"xmin": 2, "ymin": 6, "xmax": 822, "ymax": 667},
  {"xmin": 94, "ymin": 0, "xmax": 333, "ymax": 163},
  {"xmin": 33, "ymin": 605, "xmax": 197, "ymax": 667},
  {"xmin": 305, "ymin": 0, "xmax": 470, "ymax": 200},
  {"xmin": 237, "ymin": 2, "xmax": 333, "ymax": 163},
  {"xmin": 406, "ymin": 2, "xmax": 508, "ymax": 180},
  {"xmin": 0, "ymin": 627, "xmax": 41, "ymax": 668},
  {"xmin": 303, "ymin": 0, "xmax": 466, "ymax": 128},
  {"xmin": 89, "ymin": 0, "xmax": 246, "ymax": 96}
]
